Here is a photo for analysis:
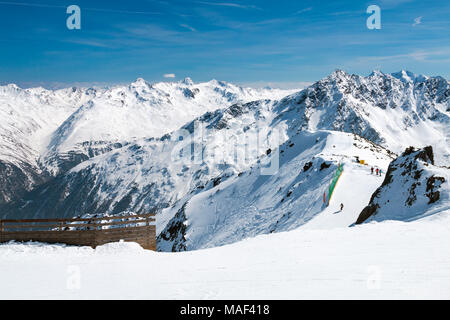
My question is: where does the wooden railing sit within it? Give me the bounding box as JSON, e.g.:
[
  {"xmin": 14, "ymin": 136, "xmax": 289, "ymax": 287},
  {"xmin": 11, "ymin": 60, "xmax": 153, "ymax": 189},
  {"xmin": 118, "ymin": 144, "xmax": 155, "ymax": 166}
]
[{"xmin": 0, "ymin": 213, "xmax": 156, "ymax": 251}]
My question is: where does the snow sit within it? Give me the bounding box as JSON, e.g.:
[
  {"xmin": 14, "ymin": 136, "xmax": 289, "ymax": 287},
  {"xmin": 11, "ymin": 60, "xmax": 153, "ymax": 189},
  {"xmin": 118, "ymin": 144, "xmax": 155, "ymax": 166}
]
[
  {"xmin": 0, "ymin": 71, "xmax": 449, "ymax": 299},
  {"xmin": 1, "ymin": 213, "xmax": 449, "ymax": 299},
  {"xmin": 0, "ymin": 86, "xmax": 95, "ymax": 167},
  {"xmin": 0, "ymin": 79, "xmax": 295, "ymax": 176},
  {"xmin": 273, "ymin": 70, "xmax": 449, "ymax": 165},
  {"xmin": 358, "ymin": 147, "xmax": 450, "ymax": 224},
  {"xmin": 159, "ymin": 130, "xmax": 396, "ymax": 251},
  {"xmin": 41, "ymin": 79, "xmax": 296, "ymax": 174},
  {"xmin": 303, "ymin": 162, "xmax": 386, "ymax": 229},
  {"xmin": 1, "ymin": 70, "xmax": 448, "ymax": 254},
  {"xmin": 391, "ymin": 70, "xmax": 428, "ymax": 83}
]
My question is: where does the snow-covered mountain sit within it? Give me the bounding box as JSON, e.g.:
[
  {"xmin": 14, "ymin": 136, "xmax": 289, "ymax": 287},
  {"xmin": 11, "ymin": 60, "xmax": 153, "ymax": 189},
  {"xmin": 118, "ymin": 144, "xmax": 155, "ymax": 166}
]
[
  {"xmin": 158, "ymin": 130, "xmax": 396, "ymax": 251},
  {"xmin": 0, "ymin": 70, "xmax": 448, "ymax": 252},
  {"xmin": 40, "ymin": 78, "xmax": 294, "ymax": 175},
  {"xmin": 0, "ymin": 85, "xmax": 100, "ymax": 203},
  {"xmin": 356, "ymin": 146, "xmax": 449, "ymax": 224},
  {"xmin": 0, "ymin": 98, "xmax": 286, "ymax": 219},
  {"xmin": 0, "ymin": 79, "xmax": 294, "ymax": 204},
  {"xmin": 272, "ymin": 70, "xmax": 449, "ymax": 165}
]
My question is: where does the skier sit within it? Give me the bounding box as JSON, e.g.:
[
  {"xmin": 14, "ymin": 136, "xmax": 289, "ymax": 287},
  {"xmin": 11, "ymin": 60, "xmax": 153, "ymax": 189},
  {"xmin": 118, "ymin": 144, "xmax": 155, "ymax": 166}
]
[
  {"xmin": 371, "ymin": 167, "xmax": 374, "ymax": 175},
  {"xmin": 379, "ymin": 169, "xmax": 382, "ymax": 176},
  {"xmin": 376, "ymin": 168, "xmax": 379, "ymax": 176},
  {"xmin": 340, "ymin": 203, "xmax": 344, "ymax": 211}
]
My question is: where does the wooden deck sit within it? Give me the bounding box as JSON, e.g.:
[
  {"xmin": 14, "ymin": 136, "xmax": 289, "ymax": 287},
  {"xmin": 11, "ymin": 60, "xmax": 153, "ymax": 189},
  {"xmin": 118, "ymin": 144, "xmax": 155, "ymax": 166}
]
[{"xmin": 0, "ymin": 213, "xmax": 156, "ymax": 250}]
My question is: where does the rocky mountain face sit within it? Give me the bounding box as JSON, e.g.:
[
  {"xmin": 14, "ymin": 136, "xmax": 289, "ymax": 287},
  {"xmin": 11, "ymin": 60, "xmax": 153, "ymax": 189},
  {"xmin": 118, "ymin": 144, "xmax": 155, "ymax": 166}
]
[
  {"xmin": 271, "ymin": 70, "xmax": 449, "ymax": 164},
  {"xmin": 356, "ymin": 146, "xmax": 449, "ymax": 224}
]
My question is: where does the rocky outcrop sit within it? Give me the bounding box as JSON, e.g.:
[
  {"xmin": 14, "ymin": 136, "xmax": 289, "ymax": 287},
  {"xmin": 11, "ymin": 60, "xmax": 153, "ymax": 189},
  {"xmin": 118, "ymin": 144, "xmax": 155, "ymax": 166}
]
[{"xmin": 356, "ymin": 146, "xmax": 449, "ymax": 224}]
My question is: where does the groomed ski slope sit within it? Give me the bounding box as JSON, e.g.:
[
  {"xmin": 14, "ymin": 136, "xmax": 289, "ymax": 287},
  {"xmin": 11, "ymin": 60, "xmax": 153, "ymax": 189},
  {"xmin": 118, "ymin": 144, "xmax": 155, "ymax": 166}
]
[
  {"xmin": 303, "ymin": 162, "xmax": 386, "ymax": 229},
  {"xmin": 303, "ymin": 132, "xmax": 391, "ymax": 229},
  {"xmin": 1, "ymin": 212, "xmax": 449, "ymax": 299}
]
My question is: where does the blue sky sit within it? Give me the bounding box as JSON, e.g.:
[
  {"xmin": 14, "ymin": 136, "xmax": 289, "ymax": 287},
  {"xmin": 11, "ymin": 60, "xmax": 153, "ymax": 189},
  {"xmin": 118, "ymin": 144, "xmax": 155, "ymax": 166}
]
[{"xmin": 0, "ymin": 0, "xmax": 449, "ymax": 88}]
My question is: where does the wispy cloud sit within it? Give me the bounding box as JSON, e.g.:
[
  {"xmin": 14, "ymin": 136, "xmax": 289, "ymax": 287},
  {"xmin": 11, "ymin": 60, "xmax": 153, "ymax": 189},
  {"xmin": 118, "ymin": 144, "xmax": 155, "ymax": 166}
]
[
  {"xmin": 413, "ymin": 16, "xmax": 423, "ymax": 26},
  {"xmin": 180, "ymin": 24, "xmax": 197, "ymax": 32},
  {"xmin": 164, "ymin": 73, "xmax": 176, "ymax": 78},
  {"xmin": 378, "ymin": 0, "xmax": 415, "ymax": 9},
  {"xmin": 0, "ymin": 1, "xmax": 160, "ymax": 15},
  {"xmin": 64, "ymin": 39, "xmax": 110, "ymax": 48},
  {"xmin": 194, "ymin": 1, "xmax": 261, "ymax": 10},
  {"xmin": 296, "ymin": 7, "xmax": 312, "ymax": 15},
  {"xmin": 355, "ymin": 47, "xmax": 450, "ymax": 64}
]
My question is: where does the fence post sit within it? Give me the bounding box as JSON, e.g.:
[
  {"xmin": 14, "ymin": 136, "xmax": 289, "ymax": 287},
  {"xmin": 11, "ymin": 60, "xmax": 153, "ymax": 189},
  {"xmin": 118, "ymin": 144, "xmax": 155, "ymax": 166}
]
[
  {"xmin": 94, "ymin": 224, "xmax": 97, "ymax": 249},
  {"xmin": 0, "ymin": 220, "xmax": 3, "ymax": 243}
]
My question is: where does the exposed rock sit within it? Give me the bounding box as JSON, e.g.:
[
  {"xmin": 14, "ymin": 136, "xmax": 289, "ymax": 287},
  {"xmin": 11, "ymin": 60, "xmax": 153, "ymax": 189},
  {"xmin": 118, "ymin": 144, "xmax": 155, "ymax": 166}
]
[
  {"xmin": 303, "ymin": 161, "xmax": 313, "ymax": 172},
  {"xmin": 320, "ymin": 162, "xmax": 331, "ymax": 171},
  {"xmin": 356, "ymin": 146, "xmax": 449, "ymax": 224}
]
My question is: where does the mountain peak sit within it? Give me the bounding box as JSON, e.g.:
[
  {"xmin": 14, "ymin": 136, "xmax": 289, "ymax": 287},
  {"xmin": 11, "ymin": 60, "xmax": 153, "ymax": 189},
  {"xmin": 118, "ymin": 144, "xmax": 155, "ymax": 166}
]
[
  {"xmin": 391, "ymin": 70, "xmax": 428, "ymax": 83},
  {"xmin": 132, "ymin": 78, "xmax": 149, "ymax": 87},
  {"xmin": 401, "ymin": 146, "xmax": 435, "ymax": 165},
  {"xmin": 181, "ymin": 77, "xmax": 194, "ymax": 86},
  {"xmin": 391, "ymin": 70, "xmax": 416, "ymax": 82},
  {"xmin": 368, "ymin": 69, "xmax": 386, "ymax": 78},
  {"xmin": 2, "ymin": 83, "xmax": 20, "ymax": 90},
  {"xmin": 330, "ymin": 69, "xmax": 349, "ymax": 78},
  {"xmin": 0, "ymin": 83, "xmax": 21, "ymax": 94}
]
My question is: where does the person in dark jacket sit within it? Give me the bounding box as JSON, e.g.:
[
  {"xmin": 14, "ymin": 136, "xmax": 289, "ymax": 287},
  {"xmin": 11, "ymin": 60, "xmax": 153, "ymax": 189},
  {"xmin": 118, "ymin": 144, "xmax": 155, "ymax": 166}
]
[{"xmin": 340, "ymin": 203, "xmax": 344, "ymax": 211}]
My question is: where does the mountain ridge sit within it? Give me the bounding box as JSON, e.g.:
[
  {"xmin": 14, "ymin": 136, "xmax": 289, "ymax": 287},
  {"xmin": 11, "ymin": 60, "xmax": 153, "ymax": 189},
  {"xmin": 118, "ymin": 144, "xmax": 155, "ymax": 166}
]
[{"xmin": 0, "ymin": 70, "xmax": 448, "ymax": 252}]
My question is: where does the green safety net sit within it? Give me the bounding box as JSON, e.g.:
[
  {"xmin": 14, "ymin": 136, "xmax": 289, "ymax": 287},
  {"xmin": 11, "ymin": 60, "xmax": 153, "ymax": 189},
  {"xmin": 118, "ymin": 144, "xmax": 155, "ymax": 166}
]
[{"xmin": 328, "ymin": 163, "xmax": 344, "ymax": 203}]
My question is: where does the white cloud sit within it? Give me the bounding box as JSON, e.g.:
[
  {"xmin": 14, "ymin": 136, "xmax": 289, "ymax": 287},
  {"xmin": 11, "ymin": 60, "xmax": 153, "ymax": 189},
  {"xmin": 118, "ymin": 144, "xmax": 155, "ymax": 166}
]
[
  {"xmin": 378, "ymin": 0, "xmax": 414, "ymax": 8},
  {"xmin": 164, "ymin": 74, "xmax": 176, "ymax": 78},
  {"xmin": 195, "ymin": 1, "xmax": 260, "ymax": 10},
  {"xmin": 354, "ymin": 47, "xmax": 450, "ymax": 64},
  {"xmin": 180, "ymin": 24, "xmax": 197, "ymax": 32},
  {"xmin": 296, "ymin": 7, "xmax": 312, "ymax": 15},
  {"xmin": 413, "ymin": 16, "xmax": 423, "ymax": 26}
]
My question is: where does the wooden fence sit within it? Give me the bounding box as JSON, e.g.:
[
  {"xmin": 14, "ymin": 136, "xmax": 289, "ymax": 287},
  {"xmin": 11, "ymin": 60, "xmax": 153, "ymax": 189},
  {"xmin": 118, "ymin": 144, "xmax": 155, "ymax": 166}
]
[{"xmin": 0, "ymin": 213, "xmax": 156, "ymax": 251}]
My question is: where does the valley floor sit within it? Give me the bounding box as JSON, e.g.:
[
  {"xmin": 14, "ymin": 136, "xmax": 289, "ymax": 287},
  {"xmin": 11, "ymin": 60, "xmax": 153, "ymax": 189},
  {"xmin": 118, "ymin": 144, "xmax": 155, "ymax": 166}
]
[{"xmin": 1, "ymin": 211, "xmax": 449, "ymax": 300}]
